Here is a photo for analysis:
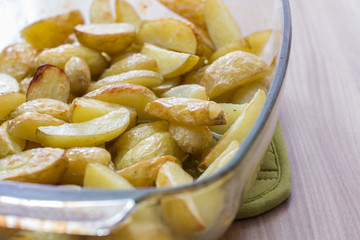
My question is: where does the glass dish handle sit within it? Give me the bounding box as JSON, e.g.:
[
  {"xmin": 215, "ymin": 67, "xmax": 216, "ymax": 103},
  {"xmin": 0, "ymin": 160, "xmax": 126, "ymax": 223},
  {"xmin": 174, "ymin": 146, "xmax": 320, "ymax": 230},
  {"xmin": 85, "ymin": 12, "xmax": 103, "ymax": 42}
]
[{"xmin": 0, "ymin": 195, "xmax": 135, "ymax": 236}]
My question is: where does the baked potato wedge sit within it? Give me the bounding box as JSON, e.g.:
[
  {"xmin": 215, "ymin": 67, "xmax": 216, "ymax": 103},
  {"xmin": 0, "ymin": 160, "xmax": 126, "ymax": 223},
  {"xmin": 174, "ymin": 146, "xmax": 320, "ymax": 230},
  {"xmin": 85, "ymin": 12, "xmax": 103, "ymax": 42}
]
[
  {"xmin": 199, "ymin": 51, "xmax": 271, "ymax": 98},
  {"xmin": 0, "ymin": 73, "xmax": 19, "ymax": 94},
  {"xmin": 89, "ymin": 0, "xmax": 114, "ymax": 23},
  {"xmin": 0, "ymin": 92, "xmax": 26, "ymax": 120},
  {"xmin": 64, "ymin": 56, "xmax": 91, "ymax": 97},
  {"xmin": 35, "ymin": 44, "xmax": 108, "ymax": 76},
  {"xmin": 115, "ymin": 0, "xmax": 141, "ymax": 29},
  {"xmin": 21, "ymin": 10, "xmax": 84, "ymax": 49},
  {"xmin": 84, "ymin": 163, "xmax": 134, "ymax": 189},
  {"xmin": 152, "ymin": 77, "xmax": 182, "ymax": 95},
  {"xmin": 89, "ymin": 70, "xmax": 163, "ymax": 91},
  {"xmin": 141, "ymin": 43, "xmax": 199, "ymax": 78},
  {"xmin": 7, "ymin": 98, "xmax": 70, "ymax": 122},
  {"xmin": 0, "ymin": 121, "xmax": 26, "ymax": 158},
  {"xmin": 59, "ymin": 147, "xmax": 113, "ymax": 185},
  {"xmin": 145, "ymin": 97, "xmax": 226, "ymax": 126},
  {"xmin": 7, "ymin": 112, "xmax": 65, "ymax": 142},
  {"xmin": 75, "ymin": 23, "xmax": 136, "ymax": 55},
  {"xmin": 161, "ymin": 84, "xmax": 208, "ymax": 100},
  {"xmin": 84, "ymin": 83, "xmax": 158, "ymax": 121},
  {"xmin": 36, "ymin": 107, "xmax": 130, "ymax": 148},
  {"xmin": 19, "ymin": 77, "xmax": 32, "ymax": 94},
  {"xmin": 232, "ymin": 77, "xmax": 269, "ymax": 104},
  {"xmin": 0, "ymin": 148, "xmax": 67, "ymax": 184},
  {"xmin": 26, "ymin": 64, "xmax": 70, "ymax": 103}
]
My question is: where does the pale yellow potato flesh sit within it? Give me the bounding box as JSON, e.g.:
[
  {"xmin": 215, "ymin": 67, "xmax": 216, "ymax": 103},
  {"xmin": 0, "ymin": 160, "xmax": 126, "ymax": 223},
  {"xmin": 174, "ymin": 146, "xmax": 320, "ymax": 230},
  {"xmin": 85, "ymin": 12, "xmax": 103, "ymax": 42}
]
[
  {"xmin": 36, "ymin": 107, "xmax": 130, "ymax": 148},
  {"xmin": 90, "ymin": 0, "xmax": 114, "ymax": 23},
  {"xmin": 100, "ymin": 53, "xmax": 157, "ymax": 79},
  {"xmin": 7, "ymin": 112, "xmax": 65, "ymax": 142},
  {"xmin": 232, "ymin": 77, "xmax": 269, "ymax": 104},
  {"xmin": 137, "ymin": 18, "xmax": 199, "ymax": 54},
  {"xmin": 204, "ymin": 0, "xmax": 242, "ymax": 49},
  {"xmin": 161, "ymin": 84, "xmax": 209, "ymax": 100},
  {"xmin": 64, "ymin": 56, "xmax": 91, "ymax": 97},
  {"xmin": 116, "ymin": 131, "xmax": 187, "ymax": 169},
  {"xmin": 84, "ymin": 163, "xmax": 134, "ymax": 189},
  {"xmin": 117, "ymin": 155, "xmax": 179, "ymax": 187},
  {"xmin": 0, "ymin": 73, "xmax": 19, "ymax": 94},
  {"xmin": 115, "ymin": 0, "xmax": 141, "ymax": 29},
  {"xmin": 75, "ymin": 23, "xmax": 136, "ymax": 55},
  {"xmin": 151, "ymin": 77, "xmax": 182, "ymax": 95},
  {"xmin": 84, "ymin": 83, "xmax": 158, "ymax": 121},
  {"xmin": 201, "ymin": 89, "xmax": 266, "ymax": 168},
  {"xmin": 59, "ymin": 147, "xmax": 113, "ymax": 185},
  {"xmin": 21, "ymin": 10, "xmax": 84, "ymax": 49},
  {"xmin": 35, "ymin": 44, "xmax": 108, "ymax": 76},
  {"xmin": 0, "ymin": 92, "xmax": 26, "ymax": 120},
  {"xmin": 209, "ymin": 103, "xmax": 248, "ymax": 135},
  {"xmin": 26, "ymin": 64, "xmax": 70, "ymax": 103},
  {"xmin": 182, "ymin": 65, "xmax": 208, "ymax": 85},
  {"xmin": 141, "ymin": 43, "xmax": 199, "ymax": 78},
  {"xmin": 145, "ymin": 97, "xmax": 226, "ymax": 126},
  {"xmin": 0, "ymin": 148, "xmax": 67, "ymax": 184},
  {"xmin": 89, "ymin": 70, "xmax": 163, "ymax": 91},
  {"xmin": 0, "ymin": 121, "xmax": 26, "ymax": 158},
  {"xmin": 199, "ymin": 50, "xmax": 271, "ymax": 98},
  {"xmin": 19, "ymin": 77, "xmax": 32, "ymax": 95}
]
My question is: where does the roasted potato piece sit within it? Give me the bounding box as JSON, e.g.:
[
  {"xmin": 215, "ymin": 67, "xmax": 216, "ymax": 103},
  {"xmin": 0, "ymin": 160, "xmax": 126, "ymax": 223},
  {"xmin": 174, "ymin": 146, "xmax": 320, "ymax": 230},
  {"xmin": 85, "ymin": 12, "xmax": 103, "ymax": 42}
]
[
  {"xmin": 156, "ymin": 161, "xmax": 206, "ymax": 234},
  {"xmin": 19, "ymin": 77, "xmax": 32, "ymax": 95},
  {"xmin": 161, "ymin": 84, "xmax": 208, "ymax": 100},
  {"xmin": 21, "ymin": 10, "xmax": 84, "ymax": 49},
  {"xmin": 152, "ymin": 77, "xmax": 182, "ymax": 95},
  {"xmin": 59, "ymin": 147, "xmax": 112, "ymax": 185},
  {"xmin": 201, "ymin": 89, "xmax": 266, "ymax": 168},
  {"xmin": 111, "ymin": 121, "xmax": 168, "ymax": 163},
  {"xmin": 0, "ymin": 92, "xmax": 26, "ymax": 120},
  {"xmin": 0, "ymin": 121, "xmax": 26, "ymax": 158},
  {"xmin": 64, "ymin": 56, "xmax": 91, "ymax": 97},
  {"xmin": 90, "ymin": 0, "xmax": 114, "ymax": 23},
  {"xmin": 169, "ymin": 122, "xmax": 212, "ymax": 158},
  {"xmin": 0, "ymin": 43, "xmax": 38, "ymax": 81},
  {"xmin": 117, "ymin": 155, "xmax": 180, "ymax": 187},
  {"xmin": 116, "ymin": 131, "xmax": 187, "ymax": 169},
  {"xmin": 199, "ymin": 51, "xmax": 271, "ymax": 98},
  {"xmin": 209, "ymin": 30, "xmax": 273, "ymax": 63},
  {"xmin": 75, "ymin": 23, "xmax": 136, "ymax": 55},
  {"xmin": 84, "ymin": 83, "xmax": 158, "ymax": 121},
  {"xmin": 182, "ymin": 65, "xmax": 208, "ymax": 85},
  {"xmin": 89, "ymin": 70, "xmax": 163, "ymax": 91},
  {"xmin": 204, "ymin": 0, "xmax": 242, "ymax": 49},
  {"xmin": 115, "ymin": 0, "xmax": 141, "ymax": 29},
  {"xmin": 0, "ymin": 73, "xmax": 19, "ymax": 94},
  {"xmin": 232, "ymin": 78, "xmax": 269, "ymax": 104},
  {"xmin": 100, "ymin": 53, "xmax": 158, "ymax": 79},
  {"xmin": 35, "ymin": 44, "xmax": 108, "ymax": 76},
  {"xmin": 26, "ymin": 64, "xmax": 70, "ymax": 103},
  {"xmin": 141, "ymin": 43, "xmax": 199, "ymax": 78},
  {"xmin": 209, "ymin": 103, "xmax": 247, "ymax": 134},
  {"xmin": 137, "ymin": 18, "xmax": 200, "ymax": 54},
  {"xmin": 84, "ymin": 163, "xmax": 134, "ymax": 189},
  {"xmin": 7, "ymin": 112, "xmax": 65, "ymax": 142},
  {"xmin": 36, "ymin": 107, "xmax": 130, "ymax": 148},
  {"xmin": 0, "ymin": 148, "xmax": 67, "ymax": 184},
  {"xmin": 7, "ymin": 98, "xmax": 70, "ymax": 122},
  {"xmin": 145, "ymin": 97, "xmax": 226, "ymax": 126}
]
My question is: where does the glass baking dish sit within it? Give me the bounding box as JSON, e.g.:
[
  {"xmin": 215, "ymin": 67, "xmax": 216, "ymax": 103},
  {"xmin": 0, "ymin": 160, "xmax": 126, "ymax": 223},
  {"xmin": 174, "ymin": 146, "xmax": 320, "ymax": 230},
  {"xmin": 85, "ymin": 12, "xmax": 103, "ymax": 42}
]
[{"xmin": 0, "ymin": 0, "xmax": 291, "ymax": 239}]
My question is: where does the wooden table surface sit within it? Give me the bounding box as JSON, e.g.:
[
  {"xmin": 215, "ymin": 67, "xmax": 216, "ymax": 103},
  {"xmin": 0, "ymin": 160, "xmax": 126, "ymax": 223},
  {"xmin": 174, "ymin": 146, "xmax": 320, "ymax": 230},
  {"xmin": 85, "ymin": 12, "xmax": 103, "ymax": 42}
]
[{"xmin": 223, "ymin": 0, "xmax": 360, "ymax": 239}]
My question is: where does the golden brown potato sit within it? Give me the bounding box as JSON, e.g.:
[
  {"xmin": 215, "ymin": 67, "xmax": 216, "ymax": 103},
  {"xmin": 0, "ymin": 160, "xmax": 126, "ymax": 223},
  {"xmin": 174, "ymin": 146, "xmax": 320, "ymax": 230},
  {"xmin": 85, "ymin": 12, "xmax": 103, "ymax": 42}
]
[
  {"xmin": 141, "ymin": 43, "xmax": 199, "ymax": 78},
  {"xmin": 182, "ymin": 65, "xmax": 208, "ymax": 85},
  {"xmin": 232, "ymin": 78, "xmax": 269, "ymax": 104},
  {"xmin": 151, "ymin": 77, "xmax": 182, "ymax": 96},
  {"xmin": 100, "ymin": 53, "xmax": 158, "ymax": 79},
  {"xmin": 0, "ymin": 121, "xmax": 26, "ymax": 158},
  {"xmin": 26, "ymin": 64, "xmax": 70, "ymax": 103},
  {"xmin": 7, "ymin": 98, "xmax": 70, "ymax": 122},
  {"xmin": 168, "ymin": 122, "xmax": 212, "ymax": 158},
  {"xmin": 84, "ymin": 83, "xmax": 158, "ymax": 121},
  {"xmin": 90, "ymin": 0, "xmax": 114, "ymax": 23},
  {"xmin": 145, "ymin": 97, "xmax": 226, "ymax": 126},
  {"xmin": 117, "ymin": 155, "xmax": 180, "ymax": 187},
  {"xmin": 35, "ymin": 44, "xmax": 108, "ymax": 76},
  {"xmin": 115, "ymin": 0, "xmax": 141, "ymax": 29},
  {"xmin": 0, "ymin": 43, "xmax": 38, "ymax": 81},
  {"xmin": 7, "ymin": 112, "xmax": 65, "ymax": 142},
  {"xmin": 161, "ymin": 84, "xmax": 208, "ymax": 100},
  {"xmin": 75, "ymin": 23, "xmax": 136, "ymax": 55},
  {"xmin": 0, "ymin": 148, "xmax": 67, "ymax": 184},
  {"xmin": 21, "ymin": 10, "xmax": 84, "ymax": 49},
  {"xmin": 0, "ymin": 92, "xmax": 26, "ymax": 120},
  {"xmin": 64, "ymin": 56, "xmax": 91, "ymax": 97},
  {"xmin": 0, "ymin": 73, "xmax": 19, "ymax": 94},
  {"xmin": 59, "ymin": 147, "xmax": 113, "ymax": 185},
  {"xmin": 199, "ymin": 51, "xmax": 271, "ymax": 98}
]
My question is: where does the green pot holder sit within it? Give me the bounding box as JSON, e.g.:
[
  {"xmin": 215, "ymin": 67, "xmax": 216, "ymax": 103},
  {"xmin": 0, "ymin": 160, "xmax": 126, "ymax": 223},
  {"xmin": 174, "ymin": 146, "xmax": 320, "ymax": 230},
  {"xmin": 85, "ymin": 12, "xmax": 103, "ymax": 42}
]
[{"xmin": 236, "ymin": 123, "xmax": 291, "ymax": 219}]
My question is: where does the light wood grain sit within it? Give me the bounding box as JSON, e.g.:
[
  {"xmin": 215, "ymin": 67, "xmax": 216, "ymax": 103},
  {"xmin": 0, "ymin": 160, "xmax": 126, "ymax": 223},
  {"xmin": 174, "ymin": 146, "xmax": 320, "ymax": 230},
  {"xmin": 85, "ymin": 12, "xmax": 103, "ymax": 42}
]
[{"xmin": 223, "ymin": 0, "xmax": 360, "ymax": 239}]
